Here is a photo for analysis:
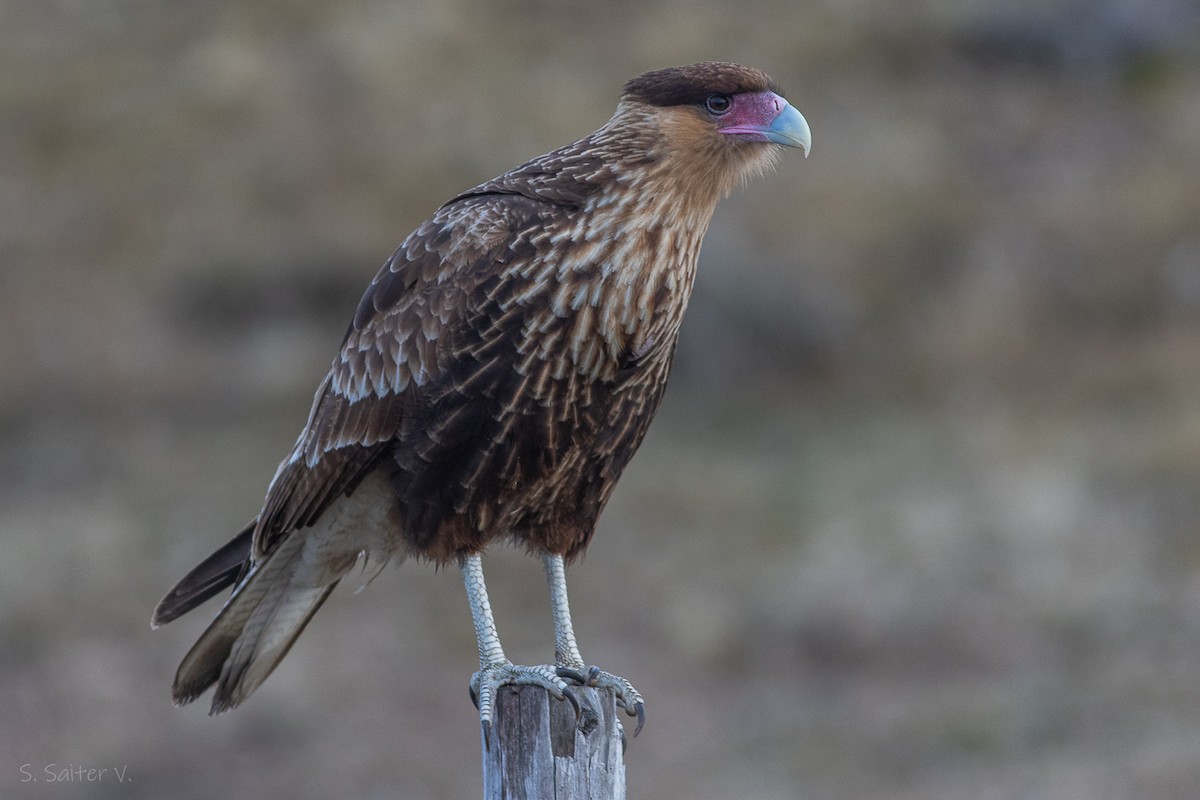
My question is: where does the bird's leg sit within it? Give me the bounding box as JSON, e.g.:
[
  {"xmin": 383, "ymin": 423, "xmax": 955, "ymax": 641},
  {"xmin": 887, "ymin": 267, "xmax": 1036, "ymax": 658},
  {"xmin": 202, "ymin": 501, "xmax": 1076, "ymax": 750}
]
[
  {"xmin": 460, "ymin": 553, "xmax": 580, "ymax": 743},
  {"xmin": 543, "ymin": 551, "xmax": 586, "ymax": 674},
  {"xmin": 542, "ymin": 552, "xmax": 646, "ymax": 735}
]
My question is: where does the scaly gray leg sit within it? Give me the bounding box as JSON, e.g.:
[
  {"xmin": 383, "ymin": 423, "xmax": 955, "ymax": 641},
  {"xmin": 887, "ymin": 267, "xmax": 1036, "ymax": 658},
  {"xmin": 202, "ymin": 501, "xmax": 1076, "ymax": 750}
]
[
  {"xmin": 460, "ymin": 554, "xmax": 580, "ymax": 744},
  {"xmin": 542, "ymin": 552, "xmax": 646, "ymax": 735}
]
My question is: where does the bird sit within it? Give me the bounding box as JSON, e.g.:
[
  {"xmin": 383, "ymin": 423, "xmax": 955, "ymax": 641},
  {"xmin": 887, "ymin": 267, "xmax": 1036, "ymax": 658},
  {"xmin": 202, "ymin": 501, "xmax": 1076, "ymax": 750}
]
[{"xmin": 152, "ymin": 61, "xmax": 810, "ymax": 738}]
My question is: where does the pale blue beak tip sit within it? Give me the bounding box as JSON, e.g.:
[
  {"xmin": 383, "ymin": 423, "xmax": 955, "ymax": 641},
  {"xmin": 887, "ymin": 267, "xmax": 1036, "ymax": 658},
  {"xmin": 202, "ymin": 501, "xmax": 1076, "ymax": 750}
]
[{"xmin": 766, "ymin": 103, "xmax": 812, "ymax": 156}]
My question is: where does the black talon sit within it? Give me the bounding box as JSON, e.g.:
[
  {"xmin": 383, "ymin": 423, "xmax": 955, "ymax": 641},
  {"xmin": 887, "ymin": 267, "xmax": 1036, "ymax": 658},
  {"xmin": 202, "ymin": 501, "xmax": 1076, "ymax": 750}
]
[
  {"xmin": 482, "ymin": 719, "xmax": 492, "ymax": 752},
  {"xmin": 556, "ymin": 666, "xmax": 588, "ymax": 685},
  {"xmin": 469, "ymin": 685, "xmax": 479, "ymax": 710},
  {"xmin": 561, "ymin": 686, "xmax": 583, "ymax": 721},
  {"xmin": 632, "ymin": 701, "xmax": 645, "ymax": 737}
]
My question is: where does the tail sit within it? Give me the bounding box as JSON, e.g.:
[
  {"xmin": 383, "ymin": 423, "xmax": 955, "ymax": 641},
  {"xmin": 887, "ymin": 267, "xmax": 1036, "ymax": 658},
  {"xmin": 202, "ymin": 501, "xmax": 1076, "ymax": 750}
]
[
  {"xmin": 168, "ymin": 531, "xmax": 344, "ymax": 713},
  {"xmin": 152, "ymin": 523, "xmax": 254, "ymax": 628}
]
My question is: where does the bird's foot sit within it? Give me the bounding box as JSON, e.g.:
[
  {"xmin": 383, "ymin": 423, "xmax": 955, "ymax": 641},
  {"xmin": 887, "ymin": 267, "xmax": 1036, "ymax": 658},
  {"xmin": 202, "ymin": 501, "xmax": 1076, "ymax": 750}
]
[
  {"xmin": 469, "ymin": 662, "xmax": 584, "ymax": 745},
  {"xmin": 557, "ymin": 664, "xmax": 645, "ymax": 736}
]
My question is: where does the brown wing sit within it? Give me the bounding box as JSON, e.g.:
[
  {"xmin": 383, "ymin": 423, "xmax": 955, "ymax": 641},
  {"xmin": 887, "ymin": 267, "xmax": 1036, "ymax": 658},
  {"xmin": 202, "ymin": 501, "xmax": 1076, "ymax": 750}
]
[{"xmin": 249, "ymin": 189, "xmax": 578, "ymax": 560}]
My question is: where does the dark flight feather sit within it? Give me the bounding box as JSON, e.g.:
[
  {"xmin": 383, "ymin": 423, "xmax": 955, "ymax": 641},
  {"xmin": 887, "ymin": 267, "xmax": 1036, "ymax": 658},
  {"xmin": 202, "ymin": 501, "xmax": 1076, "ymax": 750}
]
[{"xmin": 151, "ymin": 523, "xmax": 253, "ymax": 627}]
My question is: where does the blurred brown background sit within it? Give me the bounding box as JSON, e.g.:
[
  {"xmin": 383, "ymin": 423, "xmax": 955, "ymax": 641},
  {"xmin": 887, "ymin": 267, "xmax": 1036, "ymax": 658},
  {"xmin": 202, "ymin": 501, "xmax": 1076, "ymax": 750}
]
[{"xmin": 3, "ymin": 1, "xmax": 1200, "ymax": 798}]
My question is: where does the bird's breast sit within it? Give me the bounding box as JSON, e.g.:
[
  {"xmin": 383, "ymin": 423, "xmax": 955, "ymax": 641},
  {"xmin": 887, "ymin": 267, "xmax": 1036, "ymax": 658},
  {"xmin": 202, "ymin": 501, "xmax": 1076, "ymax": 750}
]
[{"xmin": 505, "ymin": 215, "xmax": 704, "ymax": 387}]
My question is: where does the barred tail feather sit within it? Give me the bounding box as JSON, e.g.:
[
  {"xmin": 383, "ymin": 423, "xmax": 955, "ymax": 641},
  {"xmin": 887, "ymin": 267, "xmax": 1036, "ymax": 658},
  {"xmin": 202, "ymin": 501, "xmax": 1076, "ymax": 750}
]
[{"xmin": 171, "ymin": 532, "xmax": 341, "ymax": 714}]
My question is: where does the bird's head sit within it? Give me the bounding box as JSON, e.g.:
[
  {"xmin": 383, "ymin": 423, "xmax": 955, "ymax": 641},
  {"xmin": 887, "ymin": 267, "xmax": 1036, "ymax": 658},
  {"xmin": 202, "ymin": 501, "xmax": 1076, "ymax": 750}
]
[{"xmin": 613, "ymin": 62, "xmax": 810, "ymax": 199}]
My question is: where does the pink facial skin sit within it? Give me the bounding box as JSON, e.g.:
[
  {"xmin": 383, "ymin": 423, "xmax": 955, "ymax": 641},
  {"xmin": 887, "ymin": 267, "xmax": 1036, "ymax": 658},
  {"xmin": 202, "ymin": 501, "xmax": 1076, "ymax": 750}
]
[{"xmin": 716, "ymin": 91, "xmax": 811, "ymax": 153}]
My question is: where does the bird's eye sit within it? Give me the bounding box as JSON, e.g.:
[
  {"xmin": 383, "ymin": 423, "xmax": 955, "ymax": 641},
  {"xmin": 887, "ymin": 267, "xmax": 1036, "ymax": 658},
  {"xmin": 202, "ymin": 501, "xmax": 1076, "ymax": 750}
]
[{"xmin": 704, "ymin": 94, "xmax": 731, "ymax": 115}]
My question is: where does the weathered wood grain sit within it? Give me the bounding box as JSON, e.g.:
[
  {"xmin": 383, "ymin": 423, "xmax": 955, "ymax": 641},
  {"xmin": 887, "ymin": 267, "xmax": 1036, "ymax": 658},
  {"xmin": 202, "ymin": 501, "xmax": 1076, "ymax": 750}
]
[{"xmin": 482, "ymin": 685, "xmax": 626, "ymax": 800}]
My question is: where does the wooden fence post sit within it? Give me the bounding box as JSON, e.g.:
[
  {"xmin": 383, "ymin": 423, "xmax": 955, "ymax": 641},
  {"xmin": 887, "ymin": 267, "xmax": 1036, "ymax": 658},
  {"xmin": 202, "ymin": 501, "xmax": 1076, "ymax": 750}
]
[{"xmin": 481, "ymin": 685, "xmax": 626, "ymax": 799}]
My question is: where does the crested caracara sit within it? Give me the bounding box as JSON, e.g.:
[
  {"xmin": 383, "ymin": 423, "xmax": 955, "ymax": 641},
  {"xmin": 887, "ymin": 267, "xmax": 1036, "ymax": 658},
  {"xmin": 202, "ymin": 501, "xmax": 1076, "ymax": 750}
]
[{"xmin": 153, "ymin": 61, "xmax": 810, "ymax": 737}]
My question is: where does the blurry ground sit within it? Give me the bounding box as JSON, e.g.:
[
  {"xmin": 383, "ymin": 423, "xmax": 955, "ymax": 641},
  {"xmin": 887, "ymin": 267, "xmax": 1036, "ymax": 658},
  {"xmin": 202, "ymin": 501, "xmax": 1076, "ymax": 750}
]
[{"xmin": 3, "ymin": 1, "xmax": 1200, "ymax": 798}]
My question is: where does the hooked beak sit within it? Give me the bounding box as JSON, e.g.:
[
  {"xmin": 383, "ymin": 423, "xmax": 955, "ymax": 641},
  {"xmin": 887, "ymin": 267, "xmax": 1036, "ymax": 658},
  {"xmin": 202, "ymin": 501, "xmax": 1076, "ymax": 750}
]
[{"xmin": 763, "ymin": 101, "xmax": 811, "ymax": 156}]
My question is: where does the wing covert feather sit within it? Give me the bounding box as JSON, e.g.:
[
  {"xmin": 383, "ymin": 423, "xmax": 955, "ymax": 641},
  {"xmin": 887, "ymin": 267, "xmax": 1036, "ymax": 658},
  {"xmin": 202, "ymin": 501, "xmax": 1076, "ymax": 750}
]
[{"xmin": 251, "ymin": 192, "xmax": 569, "ymax": 558}]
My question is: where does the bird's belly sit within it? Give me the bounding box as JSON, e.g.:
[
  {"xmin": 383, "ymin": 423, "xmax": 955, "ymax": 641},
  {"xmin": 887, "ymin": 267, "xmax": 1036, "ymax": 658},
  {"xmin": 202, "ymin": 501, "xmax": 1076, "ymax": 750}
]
[{"xmin": 390, "ymin": 362, "xmax": 666, "ymax": 562}]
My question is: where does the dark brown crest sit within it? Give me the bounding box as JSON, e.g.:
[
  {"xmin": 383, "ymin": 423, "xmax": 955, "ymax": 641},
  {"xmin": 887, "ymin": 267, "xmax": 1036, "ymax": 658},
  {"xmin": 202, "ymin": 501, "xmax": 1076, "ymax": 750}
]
[{"xmin": 622, "ymin": 62, "xmax": 781, "ymax": 107}]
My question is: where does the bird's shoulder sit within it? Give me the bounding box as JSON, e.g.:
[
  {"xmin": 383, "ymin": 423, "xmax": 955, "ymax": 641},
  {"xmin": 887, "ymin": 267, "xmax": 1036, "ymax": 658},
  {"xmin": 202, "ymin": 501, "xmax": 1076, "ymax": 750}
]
[
  {"xmin": 335, "ymin": 196, "xmax": 557, "ymax": 395},
  {"xmin": 335, "ymin": 138, "xmax": 621, "ymax": 394}
]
